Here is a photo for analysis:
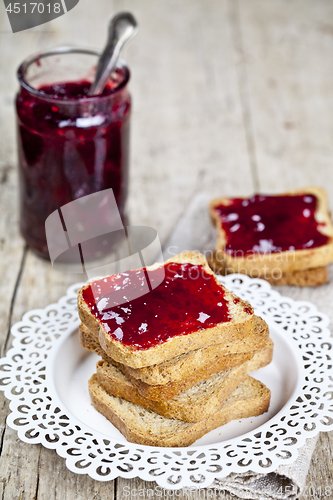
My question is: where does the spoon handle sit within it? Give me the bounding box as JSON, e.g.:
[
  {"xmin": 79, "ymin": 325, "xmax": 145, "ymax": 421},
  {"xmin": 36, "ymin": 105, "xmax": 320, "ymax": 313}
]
[{"xmin": 89, "ymin": 12, "xmax": 138, "ymax": 96}]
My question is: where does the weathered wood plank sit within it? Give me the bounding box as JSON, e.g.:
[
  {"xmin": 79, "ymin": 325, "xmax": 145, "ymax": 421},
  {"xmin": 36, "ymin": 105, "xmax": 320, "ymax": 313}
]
[
  {"xmin": 126, "ymin": 0, "xmax": 255, "ymax": 238},
  {"xmin": 234, "ymin": 1, "xmax": 333, "ymax": 498},
  {"xmin": 236, "ymin": 0, "xmax": 333, "ymax": 200},
  {"xmin": 0, "ymin": 14, "xmax": 30, "ymax": 357},
  {"xmin": 0, "ymin": 0, "xmax": 253, "ymax": 495},
  {"xmin": 0, "ymin": 16, "xmax": 43, "ymax": 500},
  {"xmin": 1, "ymin": 0, "xmax": 252, "ymax": 497},
  {"xmin": 1, "ymin": 0, "xmax": 333, "ymax": 499}
]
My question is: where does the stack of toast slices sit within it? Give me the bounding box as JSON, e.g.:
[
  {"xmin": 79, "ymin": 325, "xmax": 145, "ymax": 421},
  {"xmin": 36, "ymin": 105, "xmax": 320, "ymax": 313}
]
[
  {"xmin": 78, "ymin": 252, "xmax": 273, "ymax": 447},
  {"xmin": 209, "ymin": 187, "xmax": 333, "ymax": 286}
]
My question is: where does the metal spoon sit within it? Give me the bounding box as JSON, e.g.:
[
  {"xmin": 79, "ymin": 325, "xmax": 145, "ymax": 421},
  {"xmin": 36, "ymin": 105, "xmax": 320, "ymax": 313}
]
[{"xmin": 89, "ymin": 12, "xmax": 138, "ymax": 96}]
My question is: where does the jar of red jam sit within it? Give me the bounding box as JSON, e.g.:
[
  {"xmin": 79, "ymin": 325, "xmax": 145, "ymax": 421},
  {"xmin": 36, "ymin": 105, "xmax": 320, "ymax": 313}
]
[{"xmin": 16, "ymin": 47, "xmax": 131, "ymax": 258}]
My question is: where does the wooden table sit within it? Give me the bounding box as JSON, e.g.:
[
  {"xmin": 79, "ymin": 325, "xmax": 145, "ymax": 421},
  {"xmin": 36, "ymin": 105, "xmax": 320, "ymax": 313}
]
[{"xmin": 1, "ymin": 0, "xmax": 333, "ymax": 498}]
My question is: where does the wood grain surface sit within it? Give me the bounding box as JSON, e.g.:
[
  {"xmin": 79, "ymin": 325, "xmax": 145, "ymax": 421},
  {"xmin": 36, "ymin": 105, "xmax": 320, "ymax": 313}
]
[{"xmin": 0, "ymin": 0, "xmax": 333, "ymax": 498}]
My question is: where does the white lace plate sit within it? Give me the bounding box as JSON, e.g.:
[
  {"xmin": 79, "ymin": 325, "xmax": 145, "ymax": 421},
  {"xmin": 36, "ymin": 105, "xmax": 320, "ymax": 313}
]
[{"xmin": 1, "ymin": 274, "xmax": 333, "ymax": 489}]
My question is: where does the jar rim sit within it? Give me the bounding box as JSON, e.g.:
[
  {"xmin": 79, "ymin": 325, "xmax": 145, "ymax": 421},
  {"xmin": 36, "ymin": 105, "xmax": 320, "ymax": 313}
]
[{"xmin": 17, "ymin": 46, "xmax": 130, "ymax": 104}]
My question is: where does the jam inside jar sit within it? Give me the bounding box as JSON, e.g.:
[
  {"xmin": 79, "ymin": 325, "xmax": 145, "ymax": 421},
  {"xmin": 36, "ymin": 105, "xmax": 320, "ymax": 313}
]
[{"xmin": 16, "ymin": 48, "xmax": 131, "ymax": 258}]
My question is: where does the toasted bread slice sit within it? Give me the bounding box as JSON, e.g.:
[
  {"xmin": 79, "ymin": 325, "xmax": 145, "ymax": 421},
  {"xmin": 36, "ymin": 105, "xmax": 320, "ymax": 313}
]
[
  {"xmin": 208, "ymin": 252, "xmax": 328, "ymax": 287},
  {"xmin": 88, "ymin": 375, "xmax": 271, "ymax": 447},
  {"xmin": 79, "ymin": 315, "xmax": 269, "ymax": 392},
  {"xmin": 78, "ymin": 252, "xmax": 255, "ymax": 368},
  {"xmin": 210, "ymin": 187, "xmax": 333, "ymax": 279},
  {"xmin": 265, "ymin": 266, "xmax": 328, "ymax": 286},
  {"xmin": 95, "ymin": 338, "xmax": 273, "ymax": 421}
]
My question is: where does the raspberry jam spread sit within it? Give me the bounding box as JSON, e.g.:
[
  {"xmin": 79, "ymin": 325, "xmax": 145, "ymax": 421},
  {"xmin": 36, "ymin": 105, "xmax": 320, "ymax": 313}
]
[
  {"xmin": 37, "ymin": 79, "xmax": 121, "ymax": 99},
  {"xmin": 16, "ymin": 68, "xmax": 130, "ymax": 258},
  {"xmin": 213, "ymin": 194, "xmax": 329, "ymax": 255},
  {"xmin": 82, "ymin": 263, "xmax": 232, "ymax": 349}
]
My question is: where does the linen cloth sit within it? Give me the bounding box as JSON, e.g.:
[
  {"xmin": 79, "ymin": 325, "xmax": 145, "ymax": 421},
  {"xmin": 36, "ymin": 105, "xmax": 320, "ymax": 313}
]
[{"xmin": 212, "ymin": 437, "xmax": 318, "ymax": 499}]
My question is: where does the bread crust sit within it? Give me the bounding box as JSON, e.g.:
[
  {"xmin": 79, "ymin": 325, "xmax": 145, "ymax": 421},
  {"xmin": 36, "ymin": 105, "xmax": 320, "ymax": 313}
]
[
  {"xmin": 208, "ymin": 252, "xmax": 329, "ymax": 287},
  {"xmin": 95, "ymin": 338, "xmax": 273, "ymax": 421},
  {"xmin": 78, "ymin": 251, "xmax": 255, "ymax": 368},
  {"xmin": 264, "ymin": 266, "xmax": 328, "ymax": 286},
  {"xmin": 79, "ymin": 315, "xmax": 269, "ymax": 391},
  {"xmin": 128, "ymin": 336, "xmax": 272, "ymax": 401},
  {"xmin": 210, "ymin": 187, "xmax": 333, "ymax": 275},
  {"xmin": 88, "ymin": 375, "xmax": 271, "ymax": 447}
]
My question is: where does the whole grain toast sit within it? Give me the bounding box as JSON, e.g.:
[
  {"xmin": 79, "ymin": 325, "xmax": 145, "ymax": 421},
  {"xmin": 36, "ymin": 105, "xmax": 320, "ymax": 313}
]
[
  {"xmin": 88, "ymin": 375, "xmax": 271, "ymax": 447},
  {"xmin": 79, "ymin": 315, "xmax": 269, "ymax": 392},
  {"xmin": 95, "ymin": 338, "xmax": 273, "ymax": 421},
  {"xmin": 78, "ymin": 251, "xmax": 255, "ymax": 368},
  {"xmin": 210, "ymin": 187, "xmax": 333, "ymax": 280}
]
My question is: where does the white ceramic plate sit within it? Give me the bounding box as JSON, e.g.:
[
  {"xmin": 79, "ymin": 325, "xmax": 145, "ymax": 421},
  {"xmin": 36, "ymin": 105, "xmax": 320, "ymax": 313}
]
[
  {"xmin": 51, "ymin": 321, "xmax": 298, "ymax": 446},
  {"xmin": 1, "ymin": 274, "xmax": 332, "ymax": 489}
]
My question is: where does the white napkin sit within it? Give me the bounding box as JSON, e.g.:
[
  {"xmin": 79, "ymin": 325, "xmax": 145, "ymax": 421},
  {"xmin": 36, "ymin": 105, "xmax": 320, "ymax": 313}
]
[{"xmin": 212, "ymin": 436, "xmax": 318, "ymax": 500}]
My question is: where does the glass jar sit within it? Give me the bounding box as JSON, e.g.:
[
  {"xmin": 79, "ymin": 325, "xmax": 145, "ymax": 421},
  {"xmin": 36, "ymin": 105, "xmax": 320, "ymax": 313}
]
[{"xmin": 16, "ymin": 47, "xmax": 131, "ymax": 258}]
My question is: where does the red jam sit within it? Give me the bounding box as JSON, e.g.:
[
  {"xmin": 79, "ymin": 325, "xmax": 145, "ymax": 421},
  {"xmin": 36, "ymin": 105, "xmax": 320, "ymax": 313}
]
[
  {"xmin": 82, "ymin": 263, "xmax": 232, "ymax": 349},
  {"xmin": 16, "ymin": 69, "xmax": 130, "ymax": 258},
  {"xmin": 37, "ymin": 80, "xmax": 120, "ymax": 100},
  {"xmin": 213, "ymin": 194, "xmax": 329, "ymax": 255}
]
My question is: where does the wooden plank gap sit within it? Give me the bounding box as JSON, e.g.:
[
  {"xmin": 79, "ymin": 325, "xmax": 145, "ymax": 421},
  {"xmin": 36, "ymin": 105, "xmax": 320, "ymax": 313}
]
[
  {"xmin": 0, "ymin": 421, "xmax": 5, "ymax": 458},
  {"xmin": 0, "ymin": 473, "xmax": 6, "ymax": 500},
  {"xmin": 2, "ymin": 245, "xmax": 28, "ymax": 355},
  {"xmin": 33, "ymin": 451, "xmax": 41, "ymax": 500},
  {"xmin": 227, "ymin": 0, "xmax": 260, "ymax": 193},
  {"xmin": 34, "ymin": 464, "xmax": 39, "ymax": 500}
]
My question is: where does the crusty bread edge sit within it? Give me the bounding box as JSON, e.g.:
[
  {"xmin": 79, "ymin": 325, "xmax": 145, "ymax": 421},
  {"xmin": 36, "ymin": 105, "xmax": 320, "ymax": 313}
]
[
  {"xmin": 95, "ymin": 338, "xmax": 273, "ymax": 421},
  {"xmin": 209, "ymin": 252, "xmax": 329, "ymax": 287},
  {"xmin": 79, "ymin": 315, "xmax": 270, "ymax": 390},
  {"xmin": 88, "ymin": 375, "xmax": 271, "ymax": 447}
]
